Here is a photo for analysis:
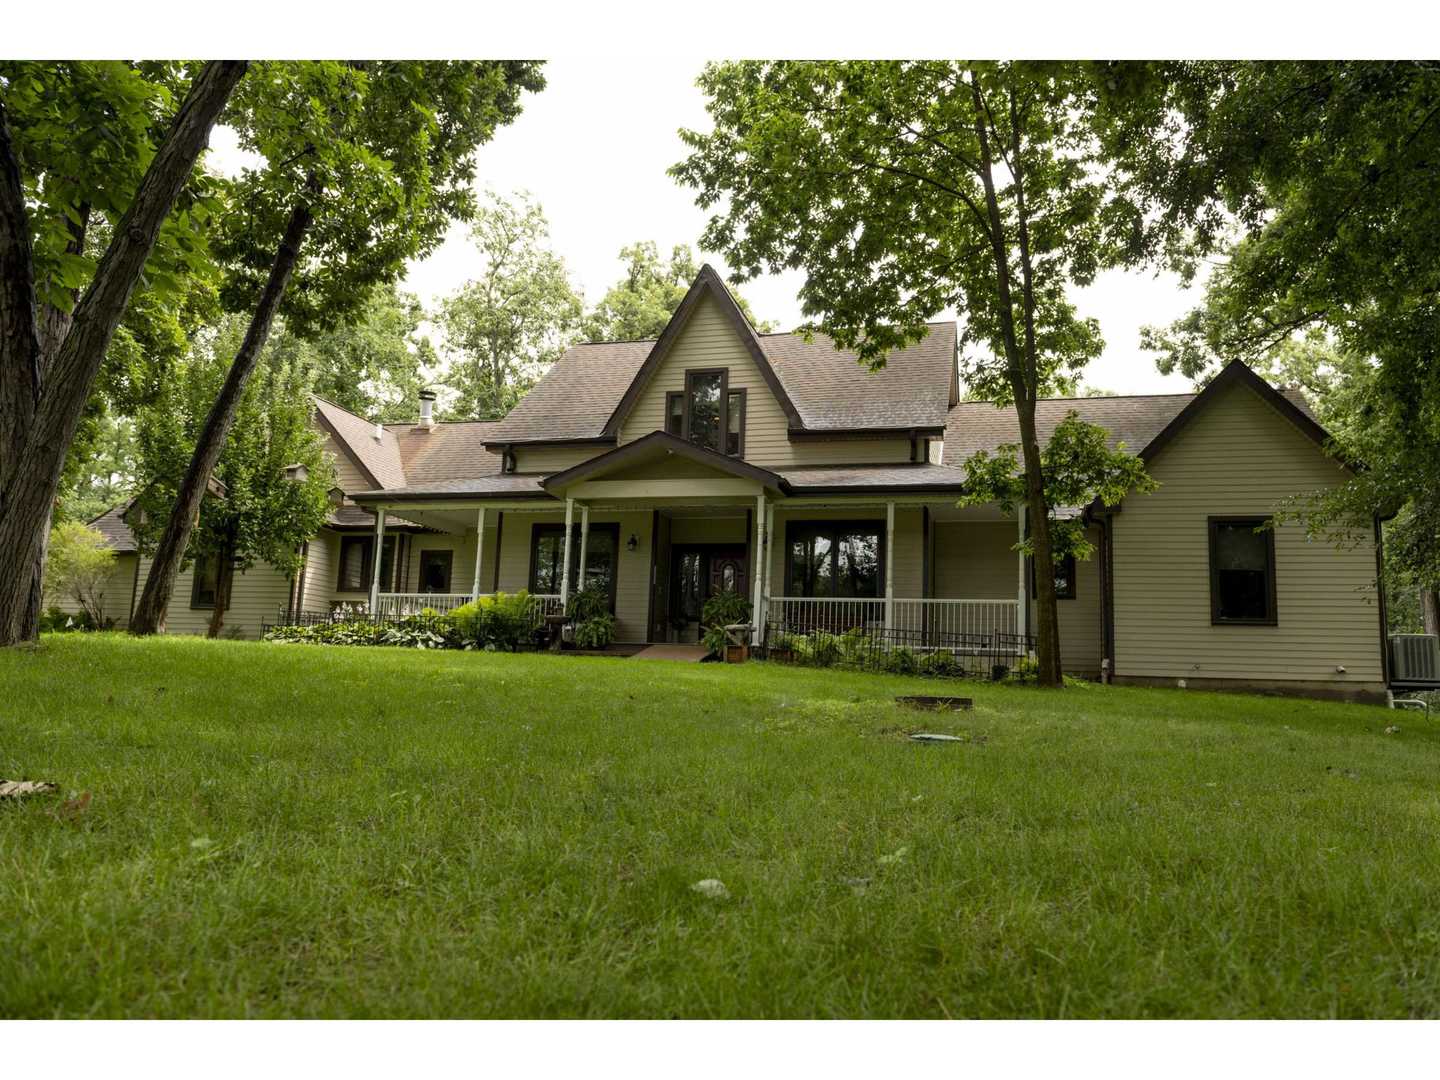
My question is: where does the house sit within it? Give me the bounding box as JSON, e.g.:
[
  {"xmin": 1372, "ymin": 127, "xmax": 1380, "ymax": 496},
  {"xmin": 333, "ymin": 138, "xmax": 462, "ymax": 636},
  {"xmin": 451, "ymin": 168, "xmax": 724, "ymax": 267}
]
[{"xmin": 74, "ymin": 265, "xmax": 1403, "ymax": 701}]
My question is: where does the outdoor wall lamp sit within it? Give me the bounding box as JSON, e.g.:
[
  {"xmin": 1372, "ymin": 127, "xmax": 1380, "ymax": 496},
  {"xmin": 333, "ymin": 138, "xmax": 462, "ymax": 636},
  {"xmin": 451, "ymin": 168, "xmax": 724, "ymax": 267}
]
[{"xmin": 627, "ymin": 534, "xmax": 639, "ymax": 553}]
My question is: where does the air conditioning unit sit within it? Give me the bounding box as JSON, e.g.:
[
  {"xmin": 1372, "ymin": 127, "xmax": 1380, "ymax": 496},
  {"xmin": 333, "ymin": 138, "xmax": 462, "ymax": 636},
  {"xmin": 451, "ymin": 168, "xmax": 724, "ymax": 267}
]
[{"xmin": 1390, "ymin": 634, "xmax": 1440, "ymax": 685}]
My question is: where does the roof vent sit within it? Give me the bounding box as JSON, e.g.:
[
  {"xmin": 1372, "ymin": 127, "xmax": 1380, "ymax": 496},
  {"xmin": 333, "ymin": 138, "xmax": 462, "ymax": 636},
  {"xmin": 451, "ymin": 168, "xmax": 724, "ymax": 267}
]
[
  {"xmin": 373, "ymin": 421, "xmax": 384, "ymax": 442},
  {"xmin": 419, "ymin": 388, "xmax": 436, "ymax": 429}
]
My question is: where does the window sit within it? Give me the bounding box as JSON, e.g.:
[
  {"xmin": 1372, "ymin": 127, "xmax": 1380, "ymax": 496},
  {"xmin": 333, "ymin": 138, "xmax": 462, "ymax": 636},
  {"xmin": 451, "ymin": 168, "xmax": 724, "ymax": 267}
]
[
  {"xmin": 1031, "ymin": 553, "xmax": 1077, "ymax": 600},
  {"xmin": 686, "ymin": 369, "xmax": 724, "ymax": 451},
  {"xmin": 190, "ymin": 551, "xmax": 226, "ymax": 610},
  {"xmin": 785, "ymin": 522, "xmax": 883, "ymax": 598},
  {"xmin": 418, "ymin": 550, "xmax": 453, "ymax": 594},
  {"xmin": 666, "ymin": 369, "xmax": 745, "ymax": 456},
  {"xmin": 1208, "ymin": 517, "xmax": 1276, "ymax": 625},
  {"xmin": 529, "ymin": 523, "xmax": 620, "ymax": 607},
  {"xmin": 726, "ymin": 389, "xmax": 745, "ymax": 456},
  {"xmin": 337, "ymin": 534, "xmax": 396, "ymax": 593}
]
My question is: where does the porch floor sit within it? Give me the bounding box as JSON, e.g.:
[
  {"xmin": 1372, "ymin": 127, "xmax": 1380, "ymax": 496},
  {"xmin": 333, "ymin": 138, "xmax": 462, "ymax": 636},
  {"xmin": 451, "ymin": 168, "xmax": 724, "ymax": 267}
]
[{"xmin": 632, "ymin": 644, "xmax": 711, "ymax": 663}]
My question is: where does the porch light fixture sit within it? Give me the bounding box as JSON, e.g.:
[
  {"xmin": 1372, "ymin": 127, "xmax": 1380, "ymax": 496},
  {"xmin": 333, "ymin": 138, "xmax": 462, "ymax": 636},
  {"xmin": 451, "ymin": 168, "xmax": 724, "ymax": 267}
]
[{"xmin": 627, "ymin": 534, "xmax": 638, "ymax": 553}]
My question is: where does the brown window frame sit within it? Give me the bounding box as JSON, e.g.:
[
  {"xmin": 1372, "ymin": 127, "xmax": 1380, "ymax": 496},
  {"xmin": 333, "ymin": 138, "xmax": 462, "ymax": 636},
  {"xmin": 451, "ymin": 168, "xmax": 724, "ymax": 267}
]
[
  {"xmin": 1207, "ymin": 516, "xmax": 1278, "ymax": 626},
  {"xmin": 190, "ymin": 550, "xmax": 227, "ymax": 611},
  {"xmin": 528, "ymin": 522, "xmax": 621, "ymax": 611},
  {"xmin": 670, "ymin": 367, "xmax": 744, "ymax": 457},
  {"xmin": 1030, "ymin": 552, "xmax": 1077, "ymax": 600},
  {"xmin": 336, "ymin": 534, "xmax": 397, "ymax": 593},
  {"xmin": 417, "ymin": 549, "xmax": 454, "ymax": 594},
  {"xmin": 783, "ymin": 519, "xmax": 886, "ymax": 599}
]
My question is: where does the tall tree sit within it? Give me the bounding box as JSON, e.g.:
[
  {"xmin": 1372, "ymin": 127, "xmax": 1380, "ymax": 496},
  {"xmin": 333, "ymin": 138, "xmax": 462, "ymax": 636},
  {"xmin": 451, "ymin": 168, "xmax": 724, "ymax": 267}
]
[
  {"xmin": 435, "ymin": 189, "xmax": 582, "ymax": 419},
  {"xmin": 1094, "ymin": 61, "xmax": 1440, "ymax": 635},
  {"xmin": 673, "ymin": 61, "xmax": 1140, "ymax": 685},
  {"xmin": 0, "ymin": 60, "xmax": 246, "ymax": 646},
  {"xmin": 282, "ymin": 283, "xmax": 436, "ymax": 422},
  {"xmin": 131, "ymin": 61, "xmax": 544, "ymax": 634},
  {"xmin": 583, "ymin": 240, "xmax": 772, "ymax": 341},
  {"xmin": 132, "ymin": 317, "xmax": 333, "ymax": 637}
]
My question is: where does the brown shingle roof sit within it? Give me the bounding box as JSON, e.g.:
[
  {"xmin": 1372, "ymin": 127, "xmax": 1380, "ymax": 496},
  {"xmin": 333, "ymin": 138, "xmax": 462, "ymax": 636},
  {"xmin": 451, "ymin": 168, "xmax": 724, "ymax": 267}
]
[
  {"xmin": 87, "ymin": 503, "xmax": 137, "ymax": 553},
  {"xmin": 781, "ymin": 463, "xmax": 969, "ymax": 492},
  {"xmin": 480, "ymin": 325, "xmax": 957, "ymax": 445},
  {"xmin": 313, "ymin": 397, "xmax": 408, "ymax": 489},
  {"xmin": 483, "ymin": 340, "xmax": 652, "ymax": 444},
  {"xmin": 764, "ymin": 323, "xmax": 956, "ymax": 431},
  {"xmin": 390, "ymin": 420, "xmax": 504, "ymax": 484},
  {"xmin": 941, "ymin": 387, "xmax": 1316, "ymax": 466}
]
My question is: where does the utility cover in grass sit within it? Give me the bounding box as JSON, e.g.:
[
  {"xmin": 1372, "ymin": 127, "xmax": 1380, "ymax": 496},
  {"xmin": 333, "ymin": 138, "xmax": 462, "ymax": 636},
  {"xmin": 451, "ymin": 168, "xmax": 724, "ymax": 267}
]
[{"xmin": 908, "ymin": 733, "xmax": 965, "ymax": 743}]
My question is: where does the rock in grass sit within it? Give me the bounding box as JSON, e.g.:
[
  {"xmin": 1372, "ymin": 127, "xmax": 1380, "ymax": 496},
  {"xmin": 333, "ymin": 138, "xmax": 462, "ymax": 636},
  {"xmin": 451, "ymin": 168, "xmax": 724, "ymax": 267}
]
[
  {"xmin": 0, "ymin": 779, "xmax": 58, "ymax": 799},
  {"xmin": 691, "ymin": 878, "xmax": 730, "ymax": 900}
]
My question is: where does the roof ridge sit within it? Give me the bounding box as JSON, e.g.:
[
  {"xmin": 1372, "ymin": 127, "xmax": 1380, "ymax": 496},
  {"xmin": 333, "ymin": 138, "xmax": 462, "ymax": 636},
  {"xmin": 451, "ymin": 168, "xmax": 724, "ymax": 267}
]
[
  {"xmin": 759, "ymin": 320, "xmax": 954, "ymax": 338},
  {"xmin": 953, "ymin": 390, "xmax": 1200, "ymax": 407}
]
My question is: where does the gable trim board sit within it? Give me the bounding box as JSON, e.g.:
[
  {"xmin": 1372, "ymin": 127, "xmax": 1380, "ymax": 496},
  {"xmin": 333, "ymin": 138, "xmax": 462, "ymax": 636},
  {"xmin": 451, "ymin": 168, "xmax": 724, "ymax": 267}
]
[
  {"xmin": 603, "ymin": 264, "xmax": 804, "ymax": 438},
  {"xmin": 542, "ymin": 430, "xmax": 791, "ymax": 495}
]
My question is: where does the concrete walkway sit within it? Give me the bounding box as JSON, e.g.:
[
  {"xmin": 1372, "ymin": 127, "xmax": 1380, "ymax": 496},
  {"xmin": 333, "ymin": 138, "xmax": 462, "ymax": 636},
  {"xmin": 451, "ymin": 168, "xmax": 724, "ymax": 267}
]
[{"xmin": 631, "ymin": 644, "xmax": 710, "ymax": 662}]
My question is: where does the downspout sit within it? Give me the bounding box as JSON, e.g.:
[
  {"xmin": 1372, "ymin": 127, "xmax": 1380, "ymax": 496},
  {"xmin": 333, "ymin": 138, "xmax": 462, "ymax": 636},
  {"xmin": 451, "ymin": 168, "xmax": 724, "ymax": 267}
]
[
  {"xmin": 1100, "ymin": 514, "xmax": 1116, "ymax": 683},
  {"xmin": 1375, "ymin": 515, "xmax": 1391, "ymax": 689}
]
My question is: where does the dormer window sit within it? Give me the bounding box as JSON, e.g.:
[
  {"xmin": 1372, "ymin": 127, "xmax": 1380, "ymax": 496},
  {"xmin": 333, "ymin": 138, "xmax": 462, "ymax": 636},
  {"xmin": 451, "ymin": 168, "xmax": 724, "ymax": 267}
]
[{"xmin": 665, "ymin": 369, "xmax": 745, "ymax": 456}]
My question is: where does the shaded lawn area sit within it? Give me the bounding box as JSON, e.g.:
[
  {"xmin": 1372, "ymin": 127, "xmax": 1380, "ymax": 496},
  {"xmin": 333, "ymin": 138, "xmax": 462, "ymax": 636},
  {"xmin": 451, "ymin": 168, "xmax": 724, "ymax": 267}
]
[{"xmin": 2, "ymin": 634, "xmax": 1438, "ymax": 1019}]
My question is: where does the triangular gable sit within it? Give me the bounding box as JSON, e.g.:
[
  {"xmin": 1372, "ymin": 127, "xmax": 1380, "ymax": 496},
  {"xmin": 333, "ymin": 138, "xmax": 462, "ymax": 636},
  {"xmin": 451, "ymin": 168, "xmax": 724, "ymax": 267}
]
[
  {"xmin": 1136, "ymin": 360, "xmax": 1346, "ymax": 468},
  {"xmin": 601, "ymin": 264, "xmax": 804, "ymax": 437},
  {"xmin": 312, "ymin": 397, "xmax": 408, "ymax": 491},
  {"xmin": 542, "ymin": 430, "xmax": 791, "ymax": 495}
]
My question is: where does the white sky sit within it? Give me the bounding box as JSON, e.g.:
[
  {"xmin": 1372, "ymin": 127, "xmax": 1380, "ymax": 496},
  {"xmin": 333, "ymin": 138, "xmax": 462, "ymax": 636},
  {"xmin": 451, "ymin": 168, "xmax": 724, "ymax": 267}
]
[{"xmin": 211, "ymin": 57, "xmax": 1202, "ymax": 396}]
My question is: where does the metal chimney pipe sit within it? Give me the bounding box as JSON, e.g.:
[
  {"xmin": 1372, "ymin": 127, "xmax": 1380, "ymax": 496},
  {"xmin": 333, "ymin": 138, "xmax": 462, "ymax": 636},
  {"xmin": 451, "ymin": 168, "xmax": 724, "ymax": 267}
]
[{"xmin": 418, "ymin": 388, "xmax": 436, "ymax": 429}]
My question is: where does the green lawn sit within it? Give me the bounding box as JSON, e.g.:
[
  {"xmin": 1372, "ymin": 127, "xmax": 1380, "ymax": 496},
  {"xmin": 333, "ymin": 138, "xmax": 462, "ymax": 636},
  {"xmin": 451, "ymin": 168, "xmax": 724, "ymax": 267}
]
[{"xmin": 2, "ymin": 634, "xmax": 1437, "ymax": 1018}]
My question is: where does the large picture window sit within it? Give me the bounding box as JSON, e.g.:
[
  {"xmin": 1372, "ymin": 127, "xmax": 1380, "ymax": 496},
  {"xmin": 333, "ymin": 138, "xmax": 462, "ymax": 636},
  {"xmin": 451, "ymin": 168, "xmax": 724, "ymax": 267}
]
[
  {"xmin": 529, "ymin": 523, "xmax": 620, "ymax": 607},
  {"xmin": 665, "ymin": 369, "xmax": 745, "ymax": 456},
  {"xmin": 1208, "ymin": 517, "xmax": 1277, "ymax": 625},
  {"xmin": 784, "ymin": 521, "xmax": 883, "ymax": 598},
  {"xmin": 337, "ymin": 534, "xmax": 396, "ymax": 593}
]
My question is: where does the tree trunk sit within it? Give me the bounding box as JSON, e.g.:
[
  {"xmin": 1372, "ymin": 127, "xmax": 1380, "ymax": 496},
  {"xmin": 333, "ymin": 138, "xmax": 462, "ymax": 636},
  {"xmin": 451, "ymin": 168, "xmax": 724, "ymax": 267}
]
[
  {"xmin": 207, "ymin": 540, "xmax": 234, "ymax": 639},
  {"xmin": 131, "ymin": 190, "xmax": 314, "ymax": 636},
  {"xmin": 968, "ymin": 71, "xmax": 1062, "ymax": 686},
  {"xmin": 0, "ymin": 60, "xmax": 246, "ymax": 646},
  {"xmin": 1423, "ymin": 588, "xmax": 1440, "ymax": 637}
]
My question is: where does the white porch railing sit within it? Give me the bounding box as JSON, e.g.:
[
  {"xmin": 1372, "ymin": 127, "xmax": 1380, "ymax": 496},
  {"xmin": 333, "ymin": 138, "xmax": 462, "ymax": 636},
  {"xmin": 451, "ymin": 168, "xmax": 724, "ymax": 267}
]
[
  {"xmin": 766, "ymin": 596, "xmax": 1024, "ymax": 652},
  {"xmin": 373, "ymin": 592, "xmax": 564, "ymax": 620}
]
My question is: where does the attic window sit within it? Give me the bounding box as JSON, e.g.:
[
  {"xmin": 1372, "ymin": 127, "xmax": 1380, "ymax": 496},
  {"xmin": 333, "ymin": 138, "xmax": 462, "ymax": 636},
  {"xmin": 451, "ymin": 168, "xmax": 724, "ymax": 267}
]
[{"xmin": 667, "ymin": 370, "xmax": 744, "ymax": 456}]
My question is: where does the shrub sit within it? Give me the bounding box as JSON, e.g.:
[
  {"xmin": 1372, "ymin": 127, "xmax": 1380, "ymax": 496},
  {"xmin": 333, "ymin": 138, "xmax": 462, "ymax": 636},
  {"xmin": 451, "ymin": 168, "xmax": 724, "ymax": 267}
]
[
  {"xmin": 838, "ymin": 627, "xmax": 872, "ymax": 666},
  {"xmin": 566, "ymin": 586, "xmax": 610, "ymax": 623},
  {"xmin": 448, "ymin": 590, "xmax": 537, "ymax": 651},
  {"xmin": 797, "ymin": 630, "xmax": 841, "ymax": 667},
  {"xmin": 39, "ymin": 605, "xmax": 97, "ymax": 633},
  {"xmin": 44, "ymin": 521, "xmax": 116, "ymax": 626},
  {"xmin": 919, "ymin": 650, "xmax": 961, "ymax": 678},
  {"xmin": 264, "ymin": 615, "xmax": 456, "ymax": 649},
  {"xmin": 883, "ymin": 647, "xmax": 919, "ymax": 675},
  {"xmin": 574, "ymin": 613, "xmax": 616, "ymax": 650}
]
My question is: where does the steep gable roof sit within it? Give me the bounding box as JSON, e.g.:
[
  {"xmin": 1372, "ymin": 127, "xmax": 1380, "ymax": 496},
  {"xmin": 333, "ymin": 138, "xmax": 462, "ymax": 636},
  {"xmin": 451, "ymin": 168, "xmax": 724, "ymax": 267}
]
[
  {"xmin": 942, "ymin": 365, "xmax": 1321, "ymax": 466},
  {"xmin": 602, "ymin": 264, "xmax": 804, "ymax": 437},
  {"xmin": 389, "ymin": 420, "xmax": 504, "ymax": 485},
  {"xmin": 313, "ymin": 397, "xmax": 408, "ymax": 490},
  {"xmin": 483, "ymin": 339, "xmax": 652, "ymax": 444},
  {"xmin": 87, "ymin": 503, "xmax": 138, "ymax": 554}
]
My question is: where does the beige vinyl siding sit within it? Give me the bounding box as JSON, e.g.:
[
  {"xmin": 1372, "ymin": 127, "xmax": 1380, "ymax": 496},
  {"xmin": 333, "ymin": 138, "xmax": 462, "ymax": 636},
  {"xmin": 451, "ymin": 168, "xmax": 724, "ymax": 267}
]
[
  {"xmin": 513, "ymin": 444, "xmax": 604, "ymax": 474},
  {"xmin": 134, "ymin": 553, "xmax": 293, "ymax": 639},
  {"xmin": 51, "ymin": 552, "xmax": 139, "ymax": 628},
  {"xmin": 323, "ymin": 435, "xmax": 374, "ymax": 494},
  {"xmin": 786, "ymin": 439, "xmax": 915, "ymax": 465},
  {"xmin": 1111, "ymin": 379, "xmax": 1382, "ymax": 688},
  {"xmin": 493, "ymin": 509, "xmax": 653, "ymax": 642},
  {"xmin": 300, "ymin": 533, "xmax": 336, "ymax": 613},
  {"xmin": 932, "ymin": 520, "xmax": 1102, "ymax": 675}
]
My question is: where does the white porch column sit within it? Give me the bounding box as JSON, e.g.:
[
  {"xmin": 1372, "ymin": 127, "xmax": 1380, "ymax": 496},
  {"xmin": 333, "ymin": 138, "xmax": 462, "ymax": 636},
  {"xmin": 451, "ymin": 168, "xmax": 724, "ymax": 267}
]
[
  {"xmin": 560, "ymin": 497, "xmax": 575, "ymax": 607},
  {"xmin": 368, "ymin": 507, "xmax": 387, "ymax": 611},
  {"xmin": 763, "ymin": 500, "xmax": 775, "ymax": 638},
  {"xmin": 578, "ymin": 504, "xmax": 590, "ymax": 592},
  {"xmin": 470, "ymin": 506, "xmax": 487, "ymax": 600},
  {"xmin": 751, "ymin": 493, "xmax": 766, "ymax": 640},
  {"xmin": 884, "ymin": 501, "xmax": 896, "ymax": 632},
  {"xmin": 1017, "ymin": 504, "xmax": 1029, "ymax": 638}
]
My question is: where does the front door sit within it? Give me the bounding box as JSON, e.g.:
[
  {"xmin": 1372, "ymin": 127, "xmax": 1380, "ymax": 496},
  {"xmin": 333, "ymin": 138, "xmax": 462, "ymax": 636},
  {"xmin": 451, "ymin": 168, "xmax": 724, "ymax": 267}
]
[{"xmin": 669, "ymin": 546, "xmax": 747, "ymax": 643}]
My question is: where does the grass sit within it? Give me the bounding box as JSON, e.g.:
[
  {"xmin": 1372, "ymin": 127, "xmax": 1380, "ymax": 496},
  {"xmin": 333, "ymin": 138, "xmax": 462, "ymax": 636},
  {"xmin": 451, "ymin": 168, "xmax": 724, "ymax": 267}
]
[{"xmin": 2, "ymin": 634, "xmax": 1438, "ymax": 1019}]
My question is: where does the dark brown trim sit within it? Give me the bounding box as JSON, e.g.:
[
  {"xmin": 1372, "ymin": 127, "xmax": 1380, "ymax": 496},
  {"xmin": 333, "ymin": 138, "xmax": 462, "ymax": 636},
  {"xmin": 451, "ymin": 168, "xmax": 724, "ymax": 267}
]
[
  {"xmin": 787, "ymin": 425, "xmax": 946, "ymax": 441},
  {"xmin": 311, "ymin": 405, "xmax": 384, "ymax": 492},
  {"xmin": 728, "ymin": 387, "xmax": 747, "ymax": 458},
  {"xmin": 541, "ymin": 429, "xmax": 790, "ymax": 493},
  {"xmin": 350, "ymin": 488, "xmax": 553, "ymax": 503},
  {"xmin": 528, "ymin": 521, "xmax": 621, "ymax": 610},
  {"xmin": 786, "ymin": 481, "xmax": 969, "ymax": 495},
  {"xmin": 782, "ymin": 519, "xmax": 887, "ymax": 600},
  {"xmin": 1207, "ymin": 516, "xmax": 1278, "ymax": 626},
  {"xmin": 492, "ymin": 512, "xmax": 504, "ymax": 593},
  {"xmin": 1375, "ymin": 515, "xmax": 1392, "ymax": 688},
  {"xmin": 601, "ymin": 264, "xmax": 805, "ymax": 437},
  {"xmin": 645, "ymin": 509, "xmax": 659, "ymax": 643},
  {"xmin": 336, "ymin": 533, "xmax": 398, "ymax": 594},
  {"xmin": 1099, "ymin": 515, "xmax": 1115, "ymax": 678},
  {"xmin": 485, "ymin": 436, "xmax": 617, "ymax": 450},
  {"xmin": 682, "ymin": 366, "xmax": 730, "ymax": 451}
]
